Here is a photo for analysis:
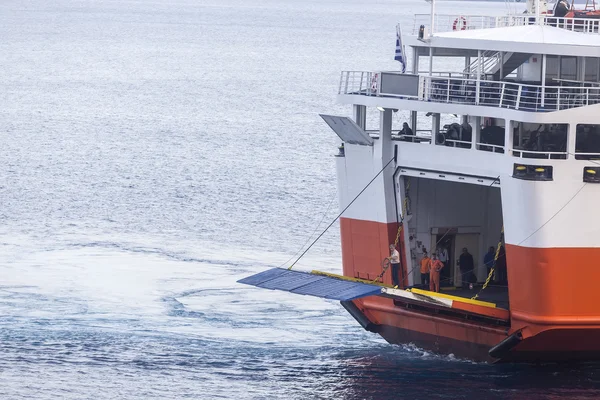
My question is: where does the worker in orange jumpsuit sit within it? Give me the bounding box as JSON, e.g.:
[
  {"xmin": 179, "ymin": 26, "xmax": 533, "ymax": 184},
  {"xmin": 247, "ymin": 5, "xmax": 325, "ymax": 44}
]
[
  {"xmin": 420, "ymin": 250, "xmax": 431, "ymax": 289},
  {"xmin": 429, "ymin": 253, "xmax": 444, "ymax": 293}
]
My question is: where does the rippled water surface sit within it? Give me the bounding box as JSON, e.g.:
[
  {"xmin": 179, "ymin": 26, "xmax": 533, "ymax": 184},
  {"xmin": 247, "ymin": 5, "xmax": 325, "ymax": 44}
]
[{"xmin": 2, "ymin": 0, "xmax": 600, "ymax": 398}]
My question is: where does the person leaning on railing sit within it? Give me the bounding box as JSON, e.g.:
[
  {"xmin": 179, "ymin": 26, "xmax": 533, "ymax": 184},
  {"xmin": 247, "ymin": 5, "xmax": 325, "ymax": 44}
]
[{"xmin": 399, "ymin": 122, "xmax": 415, "ymax": 142}]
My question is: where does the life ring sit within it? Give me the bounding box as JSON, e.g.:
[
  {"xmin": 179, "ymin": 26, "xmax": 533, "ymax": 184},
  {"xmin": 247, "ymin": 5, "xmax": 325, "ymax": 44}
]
[{"xmin": 452, "ymin": 16, "xmax": 467, "ymax": 31}]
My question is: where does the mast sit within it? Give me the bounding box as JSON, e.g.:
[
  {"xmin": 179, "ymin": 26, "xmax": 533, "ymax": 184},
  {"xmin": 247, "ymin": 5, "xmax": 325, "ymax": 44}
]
[{"xmin": 430, "ymin": 0, "xmax": 435, "ymax": 35}]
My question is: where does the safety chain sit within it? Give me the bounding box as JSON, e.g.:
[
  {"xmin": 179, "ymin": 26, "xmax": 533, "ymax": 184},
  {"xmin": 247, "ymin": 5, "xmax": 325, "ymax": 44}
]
[{"xmin": 471, "ymin": 227, "xmax": 504, "ymax": 300}]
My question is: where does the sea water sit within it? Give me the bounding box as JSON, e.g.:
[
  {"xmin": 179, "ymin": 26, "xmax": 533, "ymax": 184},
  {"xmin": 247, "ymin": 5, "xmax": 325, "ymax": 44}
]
[{"xmin": 1, "ymin": 0, "xmax": 600, "ymax": 398}]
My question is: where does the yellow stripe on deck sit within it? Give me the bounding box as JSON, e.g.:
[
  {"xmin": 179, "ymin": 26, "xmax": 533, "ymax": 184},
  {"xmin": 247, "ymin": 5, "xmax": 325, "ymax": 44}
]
[
  {"xmin": 309, "ymin": 271, "xmax": 498, "ymax": 309},
  {"xmin": 409, "ymin": 288, "xmax": 497, "ymax": 308}
]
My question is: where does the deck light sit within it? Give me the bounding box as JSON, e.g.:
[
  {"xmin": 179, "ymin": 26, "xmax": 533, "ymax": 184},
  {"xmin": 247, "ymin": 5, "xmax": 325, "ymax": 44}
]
[
  {"xmin": 513, "ymin": 164, "xmax": 553, "ymax": 181},
  {"xmin": 513, "ymin": 165, "xmax": 527, "ymax": 179},
  {"xmin": 377, "ymin": 106, "xmax": 385, "ymax": 112},
  {"xmin": 584, "ymin": 167, "xmax": 600, "ymax": 183}
]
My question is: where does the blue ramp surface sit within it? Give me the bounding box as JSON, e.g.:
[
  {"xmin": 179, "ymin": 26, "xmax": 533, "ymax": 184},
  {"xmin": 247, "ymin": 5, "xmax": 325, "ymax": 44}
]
[{"xmin": 237, "ymin": 268, "xmax": 382, "ymax": 301}]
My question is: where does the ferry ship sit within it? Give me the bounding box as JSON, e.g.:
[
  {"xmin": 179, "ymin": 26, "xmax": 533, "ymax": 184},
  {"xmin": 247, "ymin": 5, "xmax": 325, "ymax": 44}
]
[{"xmin": 240, "ymin": 0, "xmax": 600, "ymax": 362}]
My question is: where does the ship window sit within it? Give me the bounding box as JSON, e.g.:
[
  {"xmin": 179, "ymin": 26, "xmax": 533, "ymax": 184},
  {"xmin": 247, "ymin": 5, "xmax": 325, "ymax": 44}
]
[
  {"xmin": 512, "ymin": 123, "xmax": 567, "ymax": 160},
  {"xmin": 585, "ymin": 58, "xmax": 599, "ymax": 82},
  {"xmin": 545, "ymin": 56, "xmax": 559, "ymax": 82},
  {"xmin": 575, "ymin": 124, "xmax": 600, "ymax": 160},
  {"xmin": 560, "ymin": 57, "xmax": 577, "ymax": 81}
]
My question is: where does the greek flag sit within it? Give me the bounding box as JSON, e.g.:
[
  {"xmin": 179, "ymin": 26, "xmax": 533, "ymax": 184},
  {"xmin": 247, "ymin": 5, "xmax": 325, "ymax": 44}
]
[{"xmin": 394, "ymin": 24, "xmax": 406, "ymax": 73}]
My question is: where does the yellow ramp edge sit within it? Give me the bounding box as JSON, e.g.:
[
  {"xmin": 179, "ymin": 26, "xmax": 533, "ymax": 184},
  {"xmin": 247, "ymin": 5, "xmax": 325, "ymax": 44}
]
[
  {"xmin": 310, "ymin": 270, "xmax": 497, "ymax": 308},
  {"xmin": 409, "ymin": 288, "xmax": 497, "ymax": 308}
]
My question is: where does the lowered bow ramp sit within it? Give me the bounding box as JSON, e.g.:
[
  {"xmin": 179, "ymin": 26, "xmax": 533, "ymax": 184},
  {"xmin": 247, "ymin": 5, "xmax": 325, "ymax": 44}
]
[
  {"xmin": 237, "ymin": 268, "xmax": 383, "ymax": 301},
  {"xmin": 239, "ymin": 269, "xmax": 509, "ymax": 324}
]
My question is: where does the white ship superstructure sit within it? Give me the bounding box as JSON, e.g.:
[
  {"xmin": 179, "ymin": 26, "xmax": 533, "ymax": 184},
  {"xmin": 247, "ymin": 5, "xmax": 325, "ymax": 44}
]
[
  {"xmin": 239, "ymin": 2, "xmax": 600, "ymax": 362},
  {"xmin": 327, "ymin": 8, "xmax": 600, "ymax": 360}
]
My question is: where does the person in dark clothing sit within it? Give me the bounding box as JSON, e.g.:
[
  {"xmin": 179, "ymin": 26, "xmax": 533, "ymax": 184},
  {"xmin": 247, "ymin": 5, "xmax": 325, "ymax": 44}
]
[
  {"xmin": 495, "ymin": 245, "xmax": 507, "ymax": 285},
  {"xmin": 457, "ymin": 247, "xmax": 476, "ymax": 288},
  {"xmin": 483, "ymin": 246, "xmax": 495, "ymax": 278},
  {"xmin": 399, "ymin": 122, "xmax": 414, "ymax": 141}
]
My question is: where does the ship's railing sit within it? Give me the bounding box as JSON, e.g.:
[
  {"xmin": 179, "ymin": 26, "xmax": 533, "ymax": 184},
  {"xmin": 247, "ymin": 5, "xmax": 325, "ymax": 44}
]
[
  {"xmin": 412, "ymin": 14, "xmax": 498, "ymax": 33},
  {"xmin": 574, "ymin": 152, "xmax": 600, "ymax": 160},
  {"xmin": 512, "ymin": 149, "xmax": 568, "ymax": 159},
  {"xmin": 430, "ymin": 71, "xmax": 472, "ymax": 78},
  {"xmin": 503, "ymin": 15, "xmax": 600, "ymax": 33},
  {"xmin": 442, "ymin": 139, "xmax": 471, "ymax": 148},
  {"xmin": 367, "ymin": 130, "xmax": 433, "ymax": 142},
  {"xmin": 412, "ymin": 14, "xmax": 600, "ymax": 34},
  {"xmin": 423, "ymin": 75, "xmax": 600, "ymax": 112},
  {"xmin": 339, "ymin": 71, "xmax": 600, "ymax": 112},
  {"xmin": 429, "ymin": 70, "xmax": 514, "ymax": 80},
  {"xmin": 338, "ymin": 71, "xmax": 377, "ymax": 97},
  {"xmin": 477, "ymin": 143, "xmax": 505, "ymax": 153},
  {"xmin": 339, "ymin": 71, "xmax": 422, "ymax": 99}
]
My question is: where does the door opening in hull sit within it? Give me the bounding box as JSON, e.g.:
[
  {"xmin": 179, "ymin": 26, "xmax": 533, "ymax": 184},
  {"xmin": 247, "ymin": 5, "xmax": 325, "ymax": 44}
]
[
  {"xmin": 435, "ymin": 232, "xmax": 455, "ymax": 288},
  {"xmin": 400, "ymin": 175, "xmax": 509, "ymax": 308}
]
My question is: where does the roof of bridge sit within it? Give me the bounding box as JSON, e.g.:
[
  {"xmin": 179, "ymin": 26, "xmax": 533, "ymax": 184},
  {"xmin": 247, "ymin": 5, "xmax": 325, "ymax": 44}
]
[{"xmin": 416, "ymin": 25, "xmax": 600, "ymax": 57}]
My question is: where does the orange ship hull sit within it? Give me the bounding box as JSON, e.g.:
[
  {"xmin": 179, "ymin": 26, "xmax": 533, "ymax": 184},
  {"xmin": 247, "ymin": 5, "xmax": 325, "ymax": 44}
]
[
  {"xmin": 350, "ymin": 296, "xmax": 600, "ymax": 362},
  {"xmin": 341, "ymin": 217, "xmax": 600, "ymax": 362},
  {"xmin": 352, "ymin": 296, "xmax": 507, "ymax": 362}
]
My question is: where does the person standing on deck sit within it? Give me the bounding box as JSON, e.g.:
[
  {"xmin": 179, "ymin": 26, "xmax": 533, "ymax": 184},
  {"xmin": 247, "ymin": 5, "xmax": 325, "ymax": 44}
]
[
  {"xmin": 458, "ymin": 247, "xmax": 475, "ymax": 289},
  {"xmin": 420, "ymin": 250, "xmax": 431, "ymax": 288},
  {"xmin": 429, "ymin": 253, "xmax": 444, "ymax": 293},
  {"xmin": 389, "ymin": 244, "xmax": 401, "ymax": 287},
  {"xmin": 438, "ymin": 246, "xmax": 449, "ymax": 270},
  {"xmin": 484, "ymin": 246, "xmax": 495, "ymax": 279}
]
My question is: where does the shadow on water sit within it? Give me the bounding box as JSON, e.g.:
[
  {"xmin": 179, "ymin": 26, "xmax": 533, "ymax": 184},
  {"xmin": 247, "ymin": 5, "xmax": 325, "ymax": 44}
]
[{"xmin": 329, "ymin": 346, "xmax": 600, "ymax": 400}]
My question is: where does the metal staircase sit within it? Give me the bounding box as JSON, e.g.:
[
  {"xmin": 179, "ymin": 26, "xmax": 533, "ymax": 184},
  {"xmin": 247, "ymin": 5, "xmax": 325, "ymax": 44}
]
[
  {"xmin": 492, "ymin": 52, "xmax": 532, "ymax": 80},
  {"xmin": 464, "ymin": 50, "xmax": 499, "ymax": 78},
  {"xmin": 464, "ymin": 52, "xmax": 532, "ymax": 80}
]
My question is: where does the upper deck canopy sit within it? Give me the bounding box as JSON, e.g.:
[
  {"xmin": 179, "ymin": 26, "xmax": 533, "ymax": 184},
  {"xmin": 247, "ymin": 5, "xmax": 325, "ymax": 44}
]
[{"xmin": 407, "ymin": 25, "xmax": 600, "ymax": 57}]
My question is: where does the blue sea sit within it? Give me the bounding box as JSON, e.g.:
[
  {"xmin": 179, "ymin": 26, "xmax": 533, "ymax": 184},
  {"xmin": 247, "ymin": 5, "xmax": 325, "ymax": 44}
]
[{"xmin": 2, "ymin": 0, "xmax": 600, "ymax": 398}]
